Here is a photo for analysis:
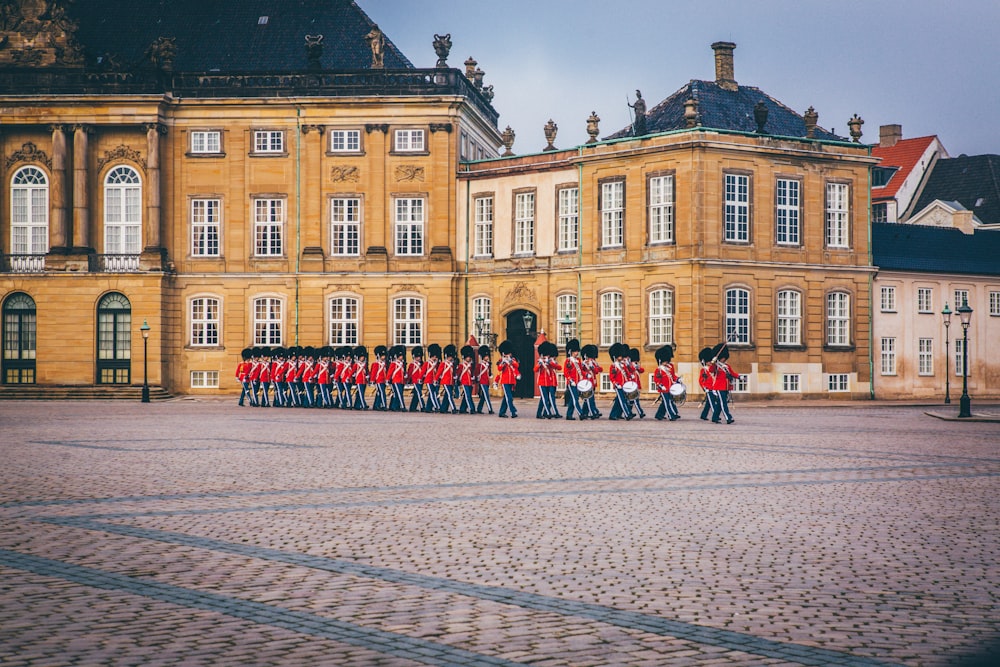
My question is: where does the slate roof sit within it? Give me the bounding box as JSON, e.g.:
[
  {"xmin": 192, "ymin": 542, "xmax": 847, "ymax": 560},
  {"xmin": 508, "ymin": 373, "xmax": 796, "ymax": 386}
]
[
  {"xmin": 871, "ymin": 136, "xmax": 938, "ymax": 201},
  {"xmin": 69, "ymin": 0, "xmax": 413, "ymax": 72},
  {"xmin": 605, "ymin": 80, "xmax": 846, "ymax": 142},
  {"xmin": 910, "ymin": 154, "xmax": 1000, "ymax": 225},
  {"xmin": 872, "ymin": 222, "xmax": 1000, "ymax": 276}
]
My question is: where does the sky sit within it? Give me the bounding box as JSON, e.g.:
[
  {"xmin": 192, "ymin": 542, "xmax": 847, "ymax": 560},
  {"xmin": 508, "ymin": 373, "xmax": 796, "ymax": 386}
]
[{"xmin": 365, "ymin": 0, "xmax": 1000, "ymax": 157}]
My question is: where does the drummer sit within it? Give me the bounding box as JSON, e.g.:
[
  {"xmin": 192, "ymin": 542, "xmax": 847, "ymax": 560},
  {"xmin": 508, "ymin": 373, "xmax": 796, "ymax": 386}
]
[
  {"xmin": 608, "ymin": 343, "xmax": 635, "ymax": 421},
  {"xmin": 653, "ymin": 345, "xmax": 681, "ymax": 421},
  {"xmin": 562, "ymin": 339, "xmax": 585, "ymax": 420},
  {"xmin": 581, "ymin": 344, "xmax": 602, "ymax": 419}
]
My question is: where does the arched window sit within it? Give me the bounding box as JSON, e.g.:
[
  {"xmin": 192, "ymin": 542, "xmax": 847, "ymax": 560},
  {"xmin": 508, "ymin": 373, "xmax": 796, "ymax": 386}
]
[
  {"xmin": 648, "ymin": 288, "xmax": 674, "ymax": 345},
  {"xmin": 393, "ymin": 296, "xmax": 423, "ymax": 345},
  {"xmin": 3, "ymin": 292, "xmax": 37, "ymax": 384},
  {"xmin": 11, "ymin": 167, "xmax": 49, "ymax": 267},
  {"xmin": 600, "ymin": 292, "xmax": 623, "ymax": 347},
  {"xmin": 329, "ymin": 296, "xmax": 359, "ymax": 345},
  {"xmin": 725, "ymin": 288, "xmax": 751, "ymax": 344},
  {"xmin": 104, "ymin": 166, "xmax": 142, "ymax": 255},
  {"xmin": 96, "ymin": 292, "xmax": 131, "ymax": 384},
  {"xmin": 776, "ymin": 290, "xmax": 802, "ymax": 346}
]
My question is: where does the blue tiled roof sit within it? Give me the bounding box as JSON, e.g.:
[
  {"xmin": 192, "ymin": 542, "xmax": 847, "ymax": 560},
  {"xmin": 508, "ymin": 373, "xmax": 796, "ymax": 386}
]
[
  {"xmin": 910, "ymin": 154, "xmax": 1000, "ymax": 225},
  {"xmin": 70, "ymin": 0, "xmax": 414, "ymax": 72},
  {"xmin": 872, "ymin": 222, "xmax": 1000, "ymax": 276},
  {"xmin": 606, "ymin": 80, "xmax": 846, "ymax": 142}
]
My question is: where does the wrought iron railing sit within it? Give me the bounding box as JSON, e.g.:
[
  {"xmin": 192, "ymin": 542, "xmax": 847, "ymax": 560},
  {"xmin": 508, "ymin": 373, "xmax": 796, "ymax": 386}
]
[
  {"xmin": 2, "ymin": 254, "xmax": 45, "ymax": 273},
  {"xmin": 91, "ymin": 254, "xmax": 140, "ymax": 273}
]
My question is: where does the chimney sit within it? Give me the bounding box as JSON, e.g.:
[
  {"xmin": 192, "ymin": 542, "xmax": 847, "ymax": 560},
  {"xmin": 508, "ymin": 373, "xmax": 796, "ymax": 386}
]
[
  {"xmin": 880, "ymin": 124, "xmax": 902, "ymax": 148},
  {"xmin": 711, "ymin": 41, "xmax": 737, "ymax": 91}
]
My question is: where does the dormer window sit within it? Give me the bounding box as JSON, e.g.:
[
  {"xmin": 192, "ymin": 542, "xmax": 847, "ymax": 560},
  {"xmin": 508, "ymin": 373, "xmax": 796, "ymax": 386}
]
[
  {"xmin": 258, "ymin": 16, "xmax": 269, "ymax": 25},
  {"xmin": 871, "ymin": 166, "xmax": 898, "ymax": 188}
]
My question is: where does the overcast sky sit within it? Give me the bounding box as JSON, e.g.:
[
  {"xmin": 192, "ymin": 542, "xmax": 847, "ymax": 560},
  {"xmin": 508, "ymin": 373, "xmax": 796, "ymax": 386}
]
[{"xmin": 366, "ymin": 0, "xmax": 999, "ymax": 157}]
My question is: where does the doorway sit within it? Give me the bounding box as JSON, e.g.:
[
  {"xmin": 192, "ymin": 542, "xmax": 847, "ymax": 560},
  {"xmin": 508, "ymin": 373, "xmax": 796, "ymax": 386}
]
[
  {"xmin": 504, "ymin": 308, "xmax": 537, "ymax": 398},
  {"xmin": 96, "ymin": 292, "xmax": 131, "ymax": 384}
]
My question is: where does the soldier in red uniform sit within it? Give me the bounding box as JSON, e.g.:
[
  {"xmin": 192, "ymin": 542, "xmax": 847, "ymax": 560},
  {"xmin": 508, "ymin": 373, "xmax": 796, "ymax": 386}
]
[
  {"xmin": 627, "ymin": 347, "xmax": 646, "ymax": 418},
  {"xmin": 653, "ymin": 345, "xmax": 681, "ymax": 421},
  {"xmin": 698, "ymin": 346, "xmax": 718, "ymax": 421},
  {"xmin": 423, "ymin": 344, "xmax": 442, "ymax": 413},
  {"xmin": 407, "ymin": 346, "xmax": 426, "ymax": 412},
  {"xmin": 475, "ymin": 345, "xmax": 494, "ymax": 414},
  {"xmin": 437, "ymin": 344, "xmax": 458, "ymax": 414},
  {"xmin": 581, "ymin": 344, "xmax": 602, "ymax": 419},
  {"xmin": 495, "ymin": 340, "xmax": 520, "ymax": 418},
  {"xmin": 535, "ymin": 341, "xmax": 561, "ymax": 418},
  {"xmin": 370, "ymin": 345, "xmax": 389, "ymax": 411},
  {"xmin": 562, "ymin": 339, "xmax": 585, "ymax": 420},
  {"xmin": 388, "ymin": 345, "xmax": 407, "ymax": 412},
  {"xmin": 352, "ymin": 345, "xmax": 369, "ymax": 410},
  {"xmin": 608, "ymin": 343, "xmax": 635, "ymax": 421},
  {"xmin": 457, "ymin": 345, "xmax": 476, "ymax": 414},
  {"xmin": 709, "ymin": 342, "xmax": 740, "ymax": 424},
  {"xmin": 236, "ymin": 347, "xmax": 253, "ymax": 406}
]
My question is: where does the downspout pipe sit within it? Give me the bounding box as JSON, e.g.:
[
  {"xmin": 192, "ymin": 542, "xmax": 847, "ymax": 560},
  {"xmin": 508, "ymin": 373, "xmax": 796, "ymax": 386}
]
[
  {"xmin": 294, "ymin": 105, "xmax": 302, "ymax": 345},
  {"xmin": 867, "ymin": 146, "xmax": 875, "ymax": 400},
  {"xmin": 577, "ymin": 148, "xmax": 584, "ymax": 339}
]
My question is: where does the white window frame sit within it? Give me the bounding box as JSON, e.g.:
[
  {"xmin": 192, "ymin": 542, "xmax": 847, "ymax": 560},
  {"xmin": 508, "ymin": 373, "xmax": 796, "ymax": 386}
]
[
  {"xmin": 253, "ymin": 296, "xmax": 282, "ymax": 346},
  {"xmin": 724, "ymin": 173, "xmax": 750, "ymax": 243},
  {"xmin": 826, "ymin": 292, "xmax": 851, "ymax": 347},
  {"xmin": 190, "ymin": 297, "xmax": 220, "ymax": 347},
  {"xmin": 556, "ymin": 294, "xmax": 577, "ymax": 347},
  {"xmin": 917, "ymin": 288, "xmax": 933, "ymax": 314},
  {"xmin": 474, "ymin": 196, "xmax": 493, "ymax": 257},
  {"xmin": 776, "ymin": 290, "xmax": 801, "ymax": 346},
  {"xmin": 10, "ymin": 166, "xmax": 49, "ymax": 256},
  {"xmin": 472, "ymin": 297, "xmax": 492, "ymax": 340},
  {"xmin": 827, "ymin": 373, "xmax": 849, "ymax": 392},
  {"xmin": 329, "ymin": 296, "xmax": 360, "ymax": 345},
  {"xmin": 190, "ymin": 130, "xmax": 221, "ymax": 154},
  {"xmin": 880, "ymin": 286, "xmax": 896, "ymax": 312},
  {"xmin": 782, "ymin": 374, "xmax": 801, "ymax": 392},
  {"xmin": 954, "ymin": 339, "xmax": 969, "ymax": 378},
  {"xmin": 725, "ymin": 288, "xmax": 751, "ymax": 344},
  {"xmin": 104, "ymin": 165, "xmax": 142, "ymax": 255},
  {"xmin": 394, "ymin": 198, "xmax": 424, "ymax": 256},
  {"xmin": 601, "ymin": 180, "xmax": 624, "ymax": 248},
  {"xmin": 989, "ymin": 291, "xmax": 1000, "ymax": 316},
  {"xmin": 880, "ymin": 337, "xmax": 896, "ymax": 375},
  {"xmin": 558, "ymin": 187, "xmax": 579, "ymax": 252},
  {"xmin": 648, "ymin": 289, "xmax": 674, "ymax": 346},
  {"xmin": 329, "ymin": 129, "xmax": 361, "ymax": 153},
  {"xmin": 330, "ymin": 197, "xmax": 361, "ymax": 257},
  {"xmin": 253, "ymin": 198, "xmax": 284, "ymax": 257},
  {"xmin": 648, "ymin": 175, "xmax": 674, "ymax": 244},
  {"xmin": 394, "ymin": 129, "xmax": 425, "ymax": 152},
  {"xmin": 253, "ymin": 130, "xmax": 284, "ymax": 154},
  {"xmin": 825, "ymin": 182, "xmax": 850, "ymax": 248},
  {"xmin": 191, "ymin": 198, "xmax": 220, "ymax": 257},
  {"xmin": 514, "ymin": 191, "xmax": 535, "ymax": 255},
  {"xmin": 600, "ymin": 292, "xmax": 624, "ymax": 347},
  {"xmin": 918, "ymin": 337, "xmax": 934, "ymax": 376},
  {"xmin": 953, "ymin": 289, "xmax": 970, "ymax": 310},
  {"xmin": 190, "ymin": 370, "xmax": 220, "ymax": 388},
  {"xmin": 393, "ymin": 296, "xmax": 423, "ymax": 346},
  {"xmin": 775, "ymin": 177, "xmax": 800, "ymax": 245}
]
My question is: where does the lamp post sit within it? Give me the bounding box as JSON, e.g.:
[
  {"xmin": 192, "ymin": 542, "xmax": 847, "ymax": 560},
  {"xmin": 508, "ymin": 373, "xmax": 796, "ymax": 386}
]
[
  {"xmin": 140, "ymin": 319, "xmax": 151, "ymax": 403},
  {"xmin": 957, "ymin": 301, "xmax": 973, "ymax": 418},
  {"xmin": 522, "ymin": 311, "xmax": 535, "ymax": 338},
  {"xmin": 559, "ymin": 314, "xmax": 575, "ymax": 346},
  {"xmin": 941, "ymin": 303, "xmax": 951, "ymax": 404},
  {"xmin": 474, "ymin": 315, "xmax": 497, "ymax": 349}
]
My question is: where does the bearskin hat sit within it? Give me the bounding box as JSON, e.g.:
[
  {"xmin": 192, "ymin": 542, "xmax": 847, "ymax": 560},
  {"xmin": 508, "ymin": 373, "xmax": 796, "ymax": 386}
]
[
  {"xmin": 461, "ymin": 345, "xmax": 474, "ymax": 359},
  {"xmin": 353, "ymin": 345, "xmax": 367, "ymax": 359},
  {"xmin": 374, "ymin": 345, "xmax": 387, "ymax": 357},
  {"xmin": 478, "ymin": 345, "xmax": 491, "ymax": 357},
  {"xmin": 427, "ymin": 343, "xmax": 442, "ymax": 358},
  {"xmin": 655, "ymin": 345, "xmax": 674, "ymax": 364},
  {"xmin": 241, "ymin": 347, "xmax": 253, "ymax": 360},
  {"xmin": 582, "ymin": 344, "xmax": 598, "ymax": 359},
  {"xmin": 411, "ymin": 345, "xmax": 424, "ymax": 358},
  {"xmin": 627, "ymin": 347, "xmax": 640, "ymax": 363},
  {"xmin": 497, "ymin": 340, "xmax": 514, "ymax": 355},
  {"xmin": 712, "ymin": 342, "xmax": 730, "ymax": 361},
  {"xmin": 540, "ymin": 341, "xmax": 558, "ymax": 357},
  {"xmin": 443, "ymin": 344, "xmax": 457, "ymax": 359},
  {"xmin": 565, "ymin": 338, "xmax": 580, "ymax": 355},
  {"xmin": 698, "ymin": 346, "xmax": 715, "ymax": 363}
]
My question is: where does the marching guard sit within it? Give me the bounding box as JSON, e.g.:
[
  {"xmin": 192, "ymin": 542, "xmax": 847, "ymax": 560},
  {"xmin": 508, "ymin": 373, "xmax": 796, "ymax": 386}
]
[
  {"xmin": 457, "ymin": 345, "xmax": 476, "ymax": 414},
  {"xmin": 608, "ymin": 343, "xmax": 635, "ymax": 421},
  {"xmin": 535, "ymin": 341, "xmax": 561, "ymax": 418},
  {"xmin": 581, "ymin": 344, "xmax": 602, "ymax": 419},
  {"xmin": 495, "ymin": 340, "xmax": 520, "ymax": 418},
  {"xmin": 475, "ymin": 345, "xmax": 494, "ymax": 414},
  {"xmin": 562, "ymin": 339, "xmax": 585, "ymax": 420},
  {"xmin": 653, "ymin": 345, "xmax": 681, "ymax": 421},
  {"xmin": 408, "ymin": 346, "xmax": 426, "ymax": 412}
]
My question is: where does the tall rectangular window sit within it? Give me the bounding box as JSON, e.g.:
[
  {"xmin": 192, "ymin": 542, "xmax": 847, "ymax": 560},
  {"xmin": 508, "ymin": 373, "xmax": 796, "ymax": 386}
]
[
  {"xmin": 917, "ymin": 288, "xmax": 933, "ymax": 313},
  {"xmin": 191, "ymin": 199, "xmax": 220, "ymax": 257},
  {"xmin": 955, "ymin": 339, "xmax": 969, "ymax": 378},
  {"xmin": 726, "ymin": 288, "xmax": 751, "ymax": 344},
  {"xmin": 776, "ymin": 290, "xmax": 801, "ymax": 345},
  {"xmin": 556, "ymin": 294, "xmax": 577, "ymax": 346},
  {"xmin": 253, "ymin": 297, "xmax": 282, "ymax": 346},
  {"xmin": 514, "ymin": 192, "xmax": 535, "ymax": 254},
  {"xmin": 394, "ymin": 129, "xmax": 425, "ymax": 152},
  {"xmin": 253, "ymin": 130, "xmax": 284, "ymax": 153},
  {"xmin": 190, "ymin": 297, "xmax": 220, "ymax": 346},
  {"xmin": 775, "ymin": 178, "xmax": 800, "ymax": 245},
  {"xmin": 330, "ymin": 197, "xmax": 360, "ymax": 256},
  {"xmin": 601, "ymin": 181, "xmax": 624, "ymax": 247},
  {"xmin": 724, "ymin": 173, "xmax": 750, "ymax": 242},
  {"xmin": 825, "ymin": 182, "xmax": 850, "ymax": 247},
  {"xmin": 600, "ymin": 292, "xmax": 623, "ymax": 346},
  {"xmin": 394, "ymin": 297, "xmax": 423, "ymax": 345},
  {"xmin": 395, "ymin": 198, "xmax": 424, "ymax": 256},
  {"xmin": 880, "ymin": 286, "xmax": 896, "ymax": 312},
  {"xmin": 253, "ymin": 198, "xmax": 284, "ymax": 256},
  {"xmin": 871, "ymin": 202, "xmax": 887, "ymax": 223},
  {"xmin": 953, "ymin": 289, "xmax": 970, "ymax": 309},
  {"xmin": 649, "ymin": 289, "xmax": 673, "ymax": 345},
  {"xmin": 191, "ymin": 130, "xmax": 221, "ymax": 154},
  {"xmin": 472, "ymin": 297, "xmax": 492, "ymax": 341},
  {"xmin": 918, "ymin": 338, "xmax": 934, "ymax": 376},
  {"xmin": 880, "ymin": 337, "xmax": 896, "ymax": 375},
  {"xmin": 330, "ymin": 129, "xmax": 361, "ymax": 153},
  {"xmin": 826, "ymin": 292, "xmax": 850, "ymax": 346},
  {"xmin": 329, "ymin": 296, "xmax": 359, "ymax": 345},
  {"xmin": 11, "ymin": 166, "xmax": 49, "ymax": 257},
  {"xmin": 990, "ymin": 291, "xmax": 1000, "ymax": 316},
  {"xmin": 474, "ymin": 196, "xmax": 493, "ymax": 257},
  {"xmin": 648, "ymin": 175, "xmax": 674, "ymax": 243},
  {"xmin": 558, "ymin": 187, "xmax": 579, "ymax": 251}
]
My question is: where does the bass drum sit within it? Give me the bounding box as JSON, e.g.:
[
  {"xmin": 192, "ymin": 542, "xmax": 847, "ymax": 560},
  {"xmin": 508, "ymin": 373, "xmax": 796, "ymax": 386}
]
[
  {"xmin": 622, "ymin": 381, "xmax": 640, "ymax": 401},
  {"xmin": 668, "ymin": 381, "xmax": 687, "ymax": 406},
  {"xmin": 576, "ymin": 378, "xmax": 594, "ymax": 399}
]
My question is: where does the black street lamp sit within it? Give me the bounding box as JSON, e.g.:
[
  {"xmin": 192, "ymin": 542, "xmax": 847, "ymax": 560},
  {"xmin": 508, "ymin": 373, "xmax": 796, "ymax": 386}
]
[
  {"xmin": 957, "ymin": 301, "xmax": 973, "ymax": 418},
  {"xmin": 941, "ymin": 302, "xmax": 952, "ymax": 404},
  {"xmin": 140, "ymin": 319, "xmax": 151, "ymax": 403},
  {"xmin": 474, "ymin": 314, "xmax": 497, "ymax": 349},
  {"xmin": 559, "ymin": 314, "xmax": 575, "ymax": 346},
  {"xmin": 522, "ymin": 311, "xmax": 535, "ymax": 338}
]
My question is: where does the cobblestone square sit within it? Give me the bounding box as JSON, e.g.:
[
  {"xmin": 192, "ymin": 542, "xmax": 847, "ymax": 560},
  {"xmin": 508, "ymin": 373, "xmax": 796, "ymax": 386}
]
[{"xmin": 1, "ymin": 399, "xmax": 998, "ymax": 666}]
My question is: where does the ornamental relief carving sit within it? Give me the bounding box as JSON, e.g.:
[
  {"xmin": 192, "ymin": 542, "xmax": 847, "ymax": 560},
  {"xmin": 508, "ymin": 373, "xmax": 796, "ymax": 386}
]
[
  {"xmin": 394, "ymin": 165, "xmax": 424, "ymax": 182},
  {"xmin": 97, "ymin": 144, "xmax": 146, "ymax": 170},
  {"xmin": 330, "ymin": 166, "xmax": 359, "ymax": 182},
  {"xmin": 0, "ymin": 0, "xmax": 85, "ymax": 66},
  {"xmin": 503, "ymin": 281, "xmax": 539, "ymax": 308},
  {"xmin": 5, "ymin": 141, "xmax": 52, "ymax": 170}
]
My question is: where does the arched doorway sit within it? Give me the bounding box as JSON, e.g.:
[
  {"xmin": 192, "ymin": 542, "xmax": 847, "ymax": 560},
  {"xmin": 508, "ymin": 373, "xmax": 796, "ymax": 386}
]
[
  {"xmin": 96, "ymin": 292, "xmax": 131, "ymax": 384},
  {"xmin": 2, "ymin": 292, "xmax": 37, "ymax": 384},
  {"xmin": 504, "ymin": 308, "xmax": 536, "ymax": 398}
]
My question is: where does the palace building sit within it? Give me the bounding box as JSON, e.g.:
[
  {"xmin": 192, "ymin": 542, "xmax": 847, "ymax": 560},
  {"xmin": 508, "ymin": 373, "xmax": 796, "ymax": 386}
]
[{"xmin": 2, "ymin": 1, "xmax": 876, "ymax": 400}]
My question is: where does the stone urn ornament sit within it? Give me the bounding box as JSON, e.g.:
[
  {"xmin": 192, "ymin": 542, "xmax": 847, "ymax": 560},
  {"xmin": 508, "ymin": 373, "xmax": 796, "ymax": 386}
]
[{"xmin": 543, "ymin": 119, "xmax": 558, "ymax": 152}]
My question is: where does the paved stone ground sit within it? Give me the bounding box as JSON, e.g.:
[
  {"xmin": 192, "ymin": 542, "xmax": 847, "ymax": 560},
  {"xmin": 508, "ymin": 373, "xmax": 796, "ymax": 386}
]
[{"xmin": 1, "ymin": 398, "xmax": 998, "ymax": 666}]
